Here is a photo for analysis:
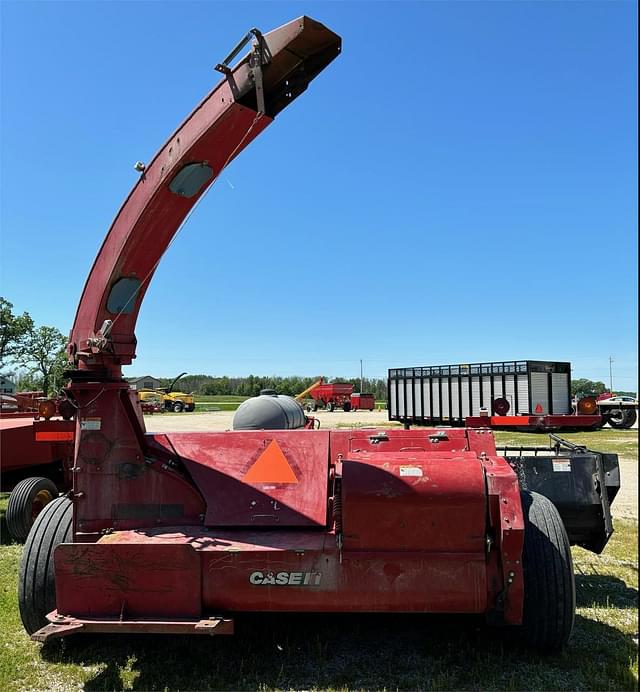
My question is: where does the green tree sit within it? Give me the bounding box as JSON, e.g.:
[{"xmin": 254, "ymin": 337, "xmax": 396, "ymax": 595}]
[
  {"xmin": 571, "ymin": 378, "xmax": 607, "ymax": 398},
  {"xmin": 16, "ymin": 325, "xmax": 67, "ymax": 396},
  {"xmin": 0, "ymin": 297, "xmax": 33, "ymax": 371}
]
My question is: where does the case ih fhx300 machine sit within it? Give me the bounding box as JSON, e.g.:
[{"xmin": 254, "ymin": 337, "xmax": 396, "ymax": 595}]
[{"xmin": 19, "ymin": 17, "xmax": 620, "ymax": 653}]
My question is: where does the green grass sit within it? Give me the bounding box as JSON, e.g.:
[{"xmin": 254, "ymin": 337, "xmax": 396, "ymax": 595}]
[
  {"xmin": 493, "ymin": 429, "xmax": 638, "ymax": 460},
  {"xmin": 195, "ymin": 395, "xmax": 248, "ymax": 412}
]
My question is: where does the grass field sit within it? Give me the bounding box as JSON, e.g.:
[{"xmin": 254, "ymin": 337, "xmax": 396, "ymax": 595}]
[
  {"xmin": 0, "ymin": 428, "xmax": 637, "ymax": 691},
  {"xmin": 493, "ymin": 429, "xmax": 639, "ymax": 459},
  {"xmin": 194, "ymin": 395, "xmax": 248, "ymax": 412}
]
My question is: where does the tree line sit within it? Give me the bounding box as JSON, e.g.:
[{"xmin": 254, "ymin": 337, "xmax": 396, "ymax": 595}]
[
  {"xmin": 1, "ymin": 297, "xmax": 67, "ymax": 396},
  {"xmin": 157, "ymin": 374, "xmax": 389, "ymax": 400}
]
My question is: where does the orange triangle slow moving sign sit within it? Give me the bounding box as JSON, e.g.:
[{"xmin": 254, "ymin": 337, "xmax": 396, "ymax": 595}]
[
  {"xmin": 534, "ymin": 403, "xmax": 543, "ymax": 413},
  {"xmin": 242, "ymin": 440, "xmax": 298, "ymax": 484}
]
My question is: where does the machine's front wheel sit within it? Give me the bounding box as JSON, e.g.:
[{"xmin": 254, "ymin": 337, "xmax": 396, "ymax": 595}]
[
  {"xmin": 18, "ymin": 496, "xmax": 72, "ymax": 635},
  {"xmin": 6, "ymin": 477, "xmax": 58, "ymax": 542},
  {"xmin": 172, "ymin": 401, "xmax": 184, "ymax": 413},
  {"xmin": 520, "ymin": 491, "xmax": 575, "ymax": 652}
]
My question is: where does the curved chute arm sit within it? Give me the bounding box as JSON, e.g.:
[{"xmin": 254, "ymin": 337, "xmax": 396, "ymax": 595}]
[{"xmin": 68, "ymin": 16, "xmax": 340, "ymax": 378}]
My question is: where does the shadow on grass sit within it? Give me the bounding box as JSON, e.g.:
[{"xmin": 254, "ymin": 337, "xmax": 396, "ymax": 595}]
[
  {"xmin": 0, "ymin": 498, "xmax": 16, "ymax": 546},
  {"xmin": 40, "ymin": 610, "xmax": 638, "ymax": 691},
  {"xmin": 576, "ymin": 573, "xmax": 639, "ymax": 609}
]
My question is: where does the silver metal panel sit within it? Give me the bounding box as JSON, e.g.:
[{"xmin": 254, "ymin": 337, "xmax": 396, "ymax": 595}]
[
  {"xmin": 389, "ymin": 380, "xmax": 397, "ymax": 416},
  {"xmin": 461, "ymin": 379, "xmax": 470, "ymax": 417},
  {"xmin": 482, "ymin": 376, "xmax": 492, "ymax": 410},
  {"xmin": 432, "ymin": 378, "xmax": 440, "ymax": 417},
  {"xmin": 406, "ymin": 378, "xmax": 414, "ymax": 417},
  {"xmin": 530, "ymin": 372, "xmax": 549, "ymax": 414},
  {"xmin": 504, "ymin": 376, "xmax": 516, "ymax": 415},
  {"xmin": 517, "ymin": 375, "xmax": 530, "ymax": 414},
  {"xmin": 414, "ymin": 378, "xmax": 422, "ymax": 417},
  {"xmin": 397, "ymin": 379, "xmax": 405, "ymax": 416},
  {"xmin": 422, "ymin": 382, "xmax": 431, "ymax": 417},
  {"xmin": 552, "ymin": 373, "xmax": 570, "ymax": 414},
  {"xmin": 492, "ymin": 377, "xmax": 504, "ymax": 399},
  {"xmin": 441, "ymin": 380, "xmax": 450, "ymax": 420},
  {"xmin": 451, "ymin": 379, "xmax": 460, "ymax": 419},
  {"xmin": 471, "ymin": 377, "xmax": 481, "ymax": 415}
]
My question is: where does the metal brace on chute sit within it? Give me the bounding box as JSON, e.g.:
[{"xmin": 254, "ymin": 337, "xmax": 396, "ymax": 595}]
[{"xmin": 215, "ymin": 28, "xmax": 268, "ymax": 114}]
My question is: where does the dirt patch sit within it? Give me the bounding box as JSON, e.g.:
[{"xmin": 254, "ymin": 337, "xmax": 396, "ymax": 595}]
[{"xmin": 614, "ymin": 459, "xmax": 638, "ymax": 520}]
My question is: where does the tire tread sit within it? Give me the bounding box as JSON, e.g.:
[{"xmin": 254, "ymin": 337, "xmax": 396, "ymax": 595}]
[{"xmin": 18, "ymin": 496, "xmax": 72, "ymax": 635}]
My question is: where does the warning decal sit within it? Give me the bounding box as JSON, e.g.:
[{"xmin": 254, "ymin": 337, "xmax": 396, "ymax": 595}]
[{"xmin": 242, "ymin": 440, "xmax": 298, "ymax": 484}]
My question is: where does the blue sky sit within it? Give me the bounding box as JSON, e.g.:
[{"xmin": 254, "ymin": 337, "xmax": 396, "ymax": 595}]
[{"xmin": 1, "ymin": 1, "xmax": 637, "ymax": 388}]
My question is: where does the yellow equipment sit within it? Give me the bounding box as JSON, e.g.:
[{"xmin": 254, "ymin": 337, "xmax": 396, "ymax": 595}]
[{"xmin": 138, "ymin": 372, "xmax": 195, "ymax": 413}]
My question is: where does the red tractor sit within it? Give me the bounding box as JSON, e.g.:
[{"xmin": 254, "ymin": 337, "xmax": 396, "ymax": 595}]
[{"xmin": 19, "ymin": 18, "xmax": 619, "ymax": 653}]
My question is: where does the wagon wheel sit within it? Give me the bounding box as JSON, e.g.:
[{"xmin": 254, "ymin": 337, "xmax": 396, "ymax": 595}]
[
  {"xmin": 6, "ymin": 477, "xmax": 59, "ymax": 542},
  {"xmin": 19, "ymin": 496, "xmax": 73, "ymax": 634}
]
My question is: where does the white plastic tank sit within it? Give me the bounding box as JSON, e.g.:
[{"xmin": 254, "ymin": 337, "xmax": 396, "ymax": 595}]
[{"xmin": 232, "ymin": 390, "xmax": 307, "ymax": 430}]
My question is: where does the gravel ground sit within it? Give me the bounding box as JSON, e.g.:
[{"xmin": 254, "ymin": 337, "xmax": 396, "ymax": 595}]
[{"xmin": 143, "ymin": 410, "xmax": 637, "ymax": 519}]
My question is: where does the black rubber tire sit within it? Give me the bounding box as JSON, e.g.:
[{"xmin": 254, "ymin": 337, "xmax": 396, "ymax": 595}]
[
  {"xmin": 172, "ymin": 401, "xmax": 184, "ymax": 413},
  {"xmin": 327, "ymin": 402, "xmax": 335, "ymax": 412},
  {"xmin": 6, "ymin": 477, "xmax": 59, "ymax": 542},
  {"xmin": 608, "ymin": 408, "xmax": 637, "ymax": 429},
  {"xmin": 18, "ymin": 496, "xmax": 73, "ymax": 635},
  {"xmin": 520, "ymin": 491, "xmax": 575, "ymax": 652},
  {"xmin": 343, "ymin": 402, "xmax": 351, "ymax": 412}
]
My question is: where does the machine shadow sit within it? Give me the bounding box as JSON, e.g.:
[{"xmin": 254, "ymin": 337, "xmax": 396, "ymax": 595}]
[
  {"xmin": 40, "ymin": 610, "xmax": 637, "ymax": 690},
  {"xmin": 575, "ymin": 573, "xmax": 638, "ymax": 609}
]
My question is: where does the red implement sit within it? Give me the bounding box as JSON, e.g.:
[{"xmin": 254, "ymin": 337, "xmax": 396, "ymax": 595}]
[{"xmin": 18, "ymin": 17, "xmax": 578, "ymax": 654}]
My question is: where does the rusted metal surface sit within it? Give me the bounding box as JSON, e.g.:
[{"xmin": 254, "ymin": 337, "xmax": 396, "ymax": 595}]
[
  {"xmin": 55, "ymin": 543, "xmax": 201, "ymax": 618},
  {"xmin": 32, "ymin": 613, "xmax": 233, "ymax": 642}
]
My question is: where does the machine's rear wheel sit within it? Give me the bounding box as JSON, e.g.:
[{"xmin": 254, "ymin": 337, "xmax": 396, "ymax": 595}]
[
  {"xmin": 18, "ymin": 496, "xmax": 73, "ymax": 635},
  {"xmin": 521, "ymin": 491, "xmax": 575, "ymax": 652},
  {"xmin": 6, "ymin": 477, "xmax": 59, "ymax": 542},
  {"xmin": 326, "ymin": 402, "xmax": 335, "ymax": 412},
  {"xmin": 343, "ymin": 402, "xmax": 351, "ymax": 412},
  {"xmin": 172, "ymin": 401, "xmax": 184, "ymax": 413}
]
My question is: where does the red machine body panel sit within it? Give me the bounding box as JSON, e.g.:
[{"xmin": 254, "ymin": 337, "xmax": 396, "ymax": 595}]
[
  {"xmin": 55, "ymin": 543, "xmax": 201, "ymax": 618},
  {"xmin": 53, "ymin": 525, "xmax": 488, "ymax": 616},
  {"xmin": 1, "ymin": 418, "xmax": 54, "ymax": 473},
  {"xmin": 0, "ymin": 417, "xmax": 74, "ymax": 492},
  {"xmin": 341, "ymin": 452, "xmax": 487, "ymax": 552},
  {"xmin": 465, "ymin": 414, "xmax": 602, "ymax": 430},
  {"xmin": 161, "ymin": 431, "xmax": 330, "ymax": 527}
]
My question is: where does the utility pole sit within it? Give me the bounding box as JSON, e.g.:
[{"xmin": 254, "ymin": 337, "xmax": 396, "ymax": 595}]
[
  {"xmin": 609, "ymin": 356, "xmax": 614, "ymax": 393},
  {"xmin": 360, "ymin": 359, "xmax": 364, "ymax": 394}
]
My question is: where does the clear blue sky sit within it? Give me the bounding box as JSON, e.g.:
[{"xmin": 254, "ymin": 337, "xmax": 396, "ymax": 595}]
[{"xmin": 1, "ymin": 1, "xmax": 637, "ymax": 389}]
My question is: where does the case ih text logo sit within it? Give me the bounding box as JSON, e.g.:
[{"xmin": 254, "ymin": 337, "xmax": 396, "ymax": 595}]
[{"xmin": 249, "ymin": 571, "xmax": 322, "ymax": 586}]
